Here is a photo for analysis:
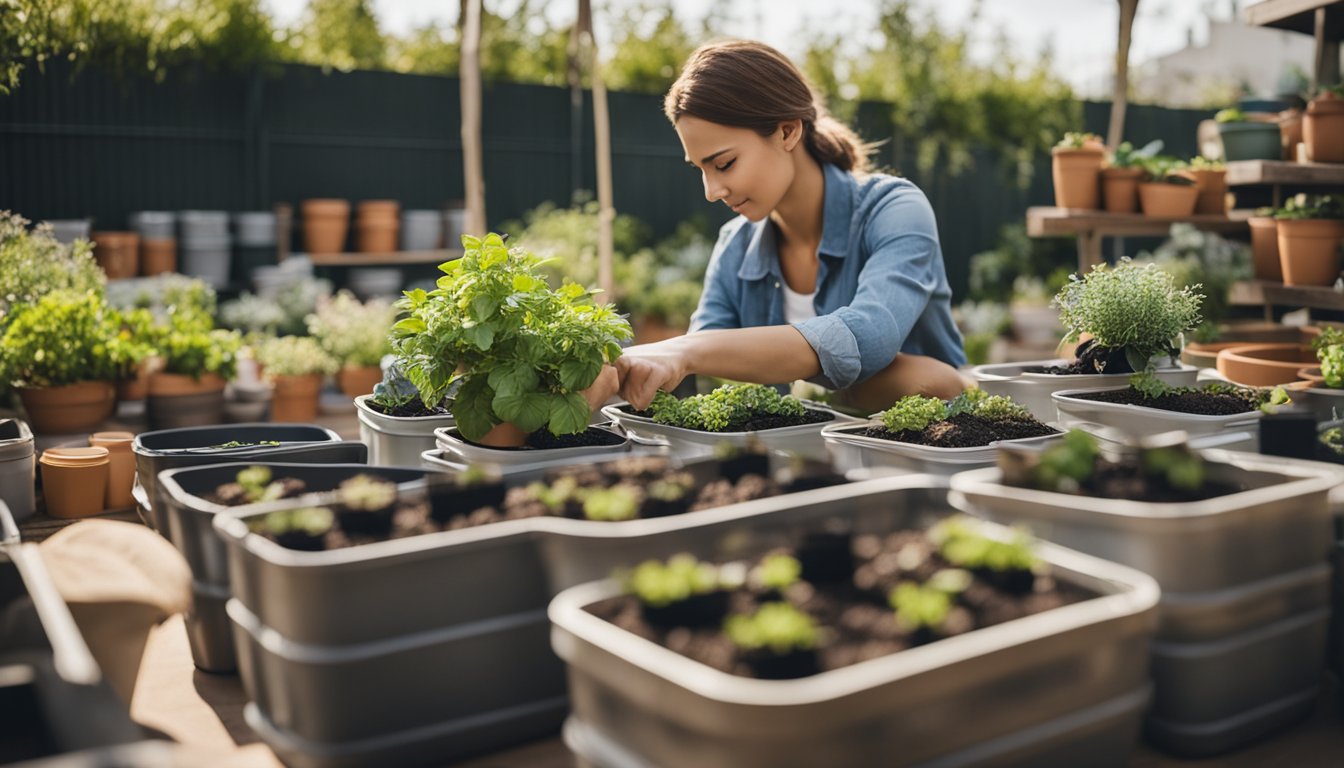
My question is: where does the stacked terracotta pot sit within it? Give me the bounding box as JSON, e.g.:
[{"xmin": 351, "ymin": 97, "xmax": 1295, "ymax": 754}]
[
  {"xmin": 91, "ymin": 231, "xmax": 139, "ymax": 280},
  {"xmin": 129, "ymin": 211, "xmax": 177, "ymax": 276},
  {"xmin": 1051, "ymin": 137, "xmax": 1105, "ymax": 210},
  {"xmin": 1304, "ymin": 90, "xmax": 1344, "ymax": 164},
  {"xmin": 356, "ymin": 200, "xmax": 400, "ymax": 253},
  {"xmin": 301, "ymin": 199, "xmax": 351, "ymax": 254}
]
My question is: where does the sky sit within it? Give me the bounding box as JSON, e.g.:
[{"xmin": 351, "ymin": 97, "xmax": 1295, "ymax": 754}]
[{"xmin": 262, "ymin": 0, "xmax": 1239, "ymax": 97}]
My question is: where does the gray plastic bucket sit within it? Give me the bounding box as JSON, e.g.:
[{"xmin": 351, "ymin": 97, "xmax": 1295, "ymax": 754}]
[
  {"xmin": 0, "ymin": 419, "xmax": 35, "ymax": 522},
  {"xmin": 129, "ymin": 211, "xmax": 175, "ymax": 241}
]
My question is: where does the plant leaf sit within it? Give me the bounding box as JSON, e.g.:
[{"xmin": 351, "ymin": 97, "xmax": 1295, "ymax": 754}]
[
  {"xmin": 465, "ymin": 323, "xmax": 495, "ymax": 351},
  {"xmin": 487, "ymin": 364, "xmax": 539, "ymax": 398},
  {"xmin": 452, "ymin": 376, "xmax": 497, "ymax": 442},
  {"xmin": 549, "ymin": 391, "xmax": 590, "ymax": 435},
  {"xmin": 493, "ymin": 391, "xmax": 550, "ymax": 432},
  {"xmin": 559, "ymin": 355, "xmax": 602, "ymax": 392}
]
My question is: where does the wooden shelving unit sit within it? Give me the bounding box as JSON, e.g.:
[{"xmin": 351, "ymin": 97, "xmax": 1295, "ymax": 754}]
[
  {"xmin": 1025, "ymin": 207, "xmax": 1251, "ymax": 271},
  {"xmin": 306, "ymin": 249, "xmax": 462, "ymax": 267},
  {"xmin": 1225, "ymin": 160, "xmax": 1344, "ymax": 187}
]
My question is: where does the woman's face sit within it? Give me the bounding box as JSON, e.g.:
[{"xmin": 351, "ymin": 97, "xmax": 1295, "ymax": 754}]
[{"xmin": 675, "ymin": 116, "xmax": 798, "ymax": 223}]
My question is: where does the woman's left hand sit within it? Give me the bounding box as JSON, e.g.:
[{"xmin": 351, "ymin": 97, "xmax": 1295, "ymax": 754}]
[
  {"xmin": 579, "ymin": 364, "xmax": 621, "ymax": 412},
  {"xmin": 615, "ymin": 339, "xmax": 692, "ymax": 410}
]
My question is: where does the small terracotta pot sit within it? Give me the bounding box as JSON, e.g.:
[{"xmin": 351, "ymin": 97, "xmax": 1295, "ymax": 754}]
[
  {"xmin": 1051, "ymin": 146, "xmax": 1105, "ymax": 209},
  {"xmin": 1100, "ymin": 167, "xmax": 1143, "ymax": 214},
  {"xmin": 89, "ymin": 431, "xmax": 136, "ymax": 509},
  {"xmin": 91, "ymin": 231, "xmax": 139, "ymax": 279},
  {"xmin": 355, "ymin": 220, "xmax": 400, "ymax": 253},
  {"xmin": 1277, "ymin": 218, "xmax": 1344, "ymax": 286},
  {"xmin": 301, "ymin": 199, "xmax": 351, "ymax": 254},
  {"xmin": 1304, "ymin": 92, "xmax": 1344, "ymax": 163},
  {"xmin": 357, "ymin": 200, "xmax": 400, "ymax": 221},
  {"xmin": 1138, "ymin": 182, "xmax": 1199, "ymax": 217},
  {"xmin": 1187, "ymin": 168, "xmax": 1227, "ymax": 215},
  {"xmin": 18, "ymin": 381, "xmax": 117, "ymax": 434},
  {"xmin": 40, "ymin": 446, "xmax": 110, "ymax": 518},
  {"xmin": 336, "ymin": 365, "xmax": 384, "ymax": 399},
  {"xmin": 140, "ymin": 239, "xmax": 177, "ymax": 276},
  {"xmin": 477, "ymin": 422, "xmax": 530, "ymax": 448},
  {"xmin": 1297, "ymin": 366, "xmax": 1328, "ymax": 388},
  {"xmin": 1216, "ymin": 343, "xmax": 1318, "ymax": 387},
  {"xmin": 270, "ymin": 373, "xmax": 324, "ymax": 422},
  {"xmin": 1247, "ymin": 217, "xmax": 1282, "ymax": 282}
]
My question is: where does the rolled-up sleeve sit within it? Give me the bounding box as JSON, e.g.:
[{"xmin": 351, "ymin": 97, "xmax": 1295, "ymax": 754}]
[
  {"xmin": 792, "ymin": 190, "xmax": 941, "ymax": 389},
  {"xmin": 688, "ymin": 221, "xmax": 745, "ymax": 332}
]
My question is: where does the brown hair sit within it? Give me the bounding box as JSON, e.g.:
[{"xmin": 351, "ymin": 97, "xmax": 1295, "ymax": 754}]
[{"xmin": 664, "ymin": 40, "xmax": 874, "ymax": 174}]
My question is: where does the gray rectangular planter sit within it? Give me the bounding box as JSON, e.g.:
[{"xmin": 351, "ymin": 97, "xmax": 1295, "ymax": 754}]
[
  {"xmin": 600, "ymin": 402, "xmax": 856, "ymax": 461},
  {"xmin": 820, "ymin": 421, "xmax": 1061, "ymax": 476},
  {"xmin": 155, "ymin": 463, "xmax": 434, "ymax": 673},
  {"xmin": 213, "ymin": 473, "xmax": 939, "ymax": 767},
  {"xmin": 131, "ymin": 423, "xmax": 350, "ymax": 531},
  {"xmin": 1052, "ymin": 386, "xmax": 1261, "ymax": 452},
  {"xmin": 948, "ymin": 450, "xmax": 1344, "ymax": 756},
  {"xmin": 969, "ymin": 359, "xmax": 1198, "ymax": 423},
  {"xmin": 549, "ymin": 515, "xmax": 1160, "ymax": 768},
  {"xmin": 0, "ymin": 418, "xmax": 35, "ymax": 522},
  {"xmin": 354, "ymin": 394, "xmax": 456, "ymax": 467}
]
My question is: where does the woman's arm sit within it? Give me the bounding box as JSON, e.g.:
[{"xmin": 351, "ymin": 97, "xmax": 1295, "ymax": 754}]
[{"xmin": 615, "ymin": 326, "xmax": 820, "ymax": 409}]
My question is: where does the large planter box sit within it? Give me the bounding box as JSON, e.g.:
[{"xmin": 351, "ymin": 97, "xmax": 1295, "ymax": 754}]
[
  {"xmin": 820, "ymin": 421, "xmax": 1061, "ymax": 476},
  {"xmin": 969, "ymin": 360, "xmax": 1198, "ymax": 423},
  {"xmin": 549, "ymin": 515, "xmax": 1160, "ymax": 768},
  {"xmin": 434, "ymin": 423, "xmax": 635, "ymax": 467},
  {"xmin": 131, "ymin": 423, "xmax": 354, "ymax": 531},
  {"xmin": 155, "ymin": 463, "xmax": 435, "ymax": 673},
  {"xmin": 213, "ymin": 472, "xmax": 924, "ymax": 767},
  {"xmin": 600, "ymin": 402, "xmax": 856, "ymax": 461},
  {"xmin": 1051, "ymin": 387, "xmax": 1262, "ymax": 453},
  {"xmin": 354, "ymin": 394, "xmax": 455, "ymax": 467},
  {"xmin": 948, "ymin": 450, "xmax": 1344, "ymax": 756}
]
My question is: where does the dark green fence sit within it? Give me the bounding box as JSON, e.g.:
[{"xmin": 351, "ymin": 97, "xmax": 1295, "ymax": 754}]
[{"xmin": 0, "ymin": 60, "xmax": 1212, "ymax": 297}]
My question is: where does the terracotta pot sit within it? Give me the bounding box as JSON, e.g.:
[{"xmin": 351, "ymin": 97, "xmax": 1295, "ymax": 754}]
[
  {"xmin": 1100, "ymin": 167, "xmax": 1143, "ymax": 214},
  {"xmin": 89, "ymin": 431, "xmax": 136, "ymax": 509},
  {"xmin": 91, "ymin": 231, "xmax": 139, "ymax": 280},
  {"xmin": 1216, "ymin": 343, "xmax": 1318, "ymax": 387},
  {"xmin": 355, "ymin": 220, "xmax": 399, "ymax": 253},
  {"xmin": 1277, "ymin": 218, "xmax": 1344, "ymax": 286},
  {"xmin": 335, "ymin": 365, "xmax": 384, "ymax": 399},
  {"xmin": 1138, "ymin": 182, "xmax": 1199, "ymax": 218},
  {"xmin": 1050, "ymin": 146, "xmax": 1105, "ymax": 209},
  {"xmin": 1187, "ymin": 168, "xmax": 1227, "ymax": 215},
  {"xmin": 1247, "ymin": 217, "xmax": 1282, "ymax": 282},
  {"xmin": 357, "ymin": 200, "xmax": 400, "ymax": 221},
  {"xmin": 270, "ymin": 373, "xmax": 324, "ymax": 422},
  {"xmin": 477, "ymin": 421, "xmax": 530, "ymax": 448},
  {"xmin": 301, "ymin": 199, "xmax": 351, "ymax": 254},
  {"xmin": 1278, "ymin": 109, "xmax": 1303, "ymax": 160},
  {"xmin": 1181, "ymin": 341, "xmax": 1250, "ymax": 369},
  {"xmin": 140, "ymin": 238, "xmax": 177, "ymax": 276},
  {"xmin": 1304, "ymin": 92, "xmax": 1344, "ymax": 163},
  {"xmin": 18, "ymin": 381, "xmax": 117, "ymax": 434},
  {"xmin": 145, "ymin": 372, "xmax": 227, "ymax": 430},
  {"xmin": 39, "ymin": 446, "xmax": 110, "ymax": 518},
  {"xmin": 1297, "ymin": 366, "xmax": 1328, "ymax": 388}
]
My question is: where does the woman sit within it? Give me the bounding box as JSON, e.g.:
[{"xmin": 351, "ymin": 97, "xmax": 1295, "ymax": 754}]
[{"xmin": 615, "ymin": 40, "xmax": 968, "ymax": 413}]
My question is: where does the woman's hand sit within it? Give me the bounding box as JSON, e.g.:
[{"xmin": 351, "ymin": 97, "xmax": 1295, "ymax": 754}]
[
  {"xmin": 615, "ymin": 339, "xmax": 693, "ymax": 410},
  {"xmin": 579, "ymin": 364, "xmax": 621, "ymax": 413}
]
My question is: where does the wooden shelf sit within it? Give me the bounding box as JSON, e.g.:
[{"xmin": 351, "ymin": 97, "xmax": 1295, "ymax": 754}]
[
  {"xmin": 1246, "ymin": 0, "xmax": 1344, "ymax": 37},
  {"xmin": 306, "ymin": 249, "xmax": 462, "ymax": 267},
  {"xmin": 1026, "ymin": 207, "xmax": 1251, "ymax": 238},
  {"xmin": 1226, "ymin": 160, "xmax": 1344, "ymax": 187},
  {"xmin": 1232, "ymin": 279, "xmax": 1344, "ymax": 311}
]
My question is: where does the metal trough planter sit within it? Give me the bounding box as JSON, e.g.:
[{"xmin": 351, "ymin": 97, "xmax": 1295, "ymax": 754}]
[
  {"xmin": 1051, "ymin": 387, "xmax": 1262, "ymax": 453},
  {"xmin": 549, "ymin": 514, "xmax": 1160, "ymax": 768},
  {"xmin": 948, "ymin": 450, "xmax": 1344, "ymax": 756},
  {"xmin": 601, "ymin": 402, "xmax": 856, "ymax": 461},
  {"xmin": 969, "ymin": 360, "xmax": 1198, "ymax": 423},
  {"xmin": 820, "ymin": 421, "xmax": 1062, "ymax": 476},
  {"xmin": 354, "ymin": 394, "xmax": 456, "ymax": 467}
]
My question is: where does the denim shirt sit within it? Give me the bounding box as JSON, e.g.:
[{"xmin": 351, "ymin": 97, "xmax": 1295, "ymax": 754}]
[{"xmin": 689, "ymin": 163, "xmax": 966, "ymax": 390}]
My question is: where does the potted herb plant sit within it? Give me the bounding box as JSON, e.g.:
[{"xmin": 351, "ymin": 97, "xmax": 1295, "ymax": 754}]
[
  {"xmin": 254, "ymin": 335, "xmax": 339, "ymax": 423},
  {"xmin": 392, "ymin": 233, "xmax": 631, "ymax": 448},
  {"xmin": 1187, "ymin": 156, "xmax": 1228, "ymax": 215},
  {"xmin": 355, "ymin": 364, "xmax": 457, "ymax": 467},
  {"xmin": 971, "ymin": 259, "xmax": 1201, "ymax": 421},
  {"xmin": 822, "ymin": 389, "xmax": 1059, "ymax": 474},
  {"xmin": 1274, "ymin": 193, "xmax": 1344, "ymax": 287},
  {"xmin": 145, "ymin": 313, "xmax": 242, "ymax": 431},
  {"xmin": 1215, "ymin": 108, "xmax": 1282, "ymax": 161},
  {"xmin": 1304, "ymin": 85, "xmax": 1344, "ymax": 163},
  {"xmin": 1101, "ymin": 139, "xmax": 1161, "ymax": 214},
  {"xmin": 1050, "ymin": 132, "xmax": 1105, "ymax": 210},
  {"xmin": 951, "ymin": 431, "xmax": 1344, "ymax": 756},
  {"xmin": 307, "ymin": 290, "xmax": 396, "ymax": 398},
  {"xmin": 1137, "ymin": 156, "xmax": 1199, "ymax": 218}
]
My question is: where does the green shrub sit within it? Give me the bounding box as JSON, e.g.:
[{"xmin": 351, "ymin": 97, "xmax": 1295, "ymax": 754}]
[
  {"xmin": 0, "ymin": 289, "xmax": 130, "ymax": 388},
  {"xmin": 254, "ymin": 334, "xmax": 339, "ymax": 378},
  {"xmin": 0, "ymin": 212, "xmax": 104, "ymax": 328},
  {"xmin": 307, "ymin": 290, "xmax": 397, "ymax": 368}
]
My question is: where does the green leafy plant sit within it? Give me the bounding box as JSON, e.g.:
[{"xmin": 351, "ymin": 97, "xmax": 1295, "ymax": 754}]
[
  {"xmin": 1031, "ymin": 429, "xmax": 1100, "ymax": 492},
  {"xmin": 254, "ymin": 334, "xmax": 340, "ymax": 378},
  {"xmin": 1214, "ymin": 108, "xmax": 1247, "ymax": 123},
  {"xmin": 1141, "ymin": 445, "xmax": 1205, "ymax": 491},
  {"xmin": 527, "ymin": 476, "xmax": 579, "ymax": 515},
  {"xmin": 1055, "ymin": 132, "xmax": 1102, "ymax": 150},
  {"xmin": 969, "ymin": 394, "xmax": 1031, "ymax": 421},
  {"xmin": 646, "ymin": 477, "xmax": 689, "ymax": 502},
  {"xmin": 1137, "ymin": 155, "xmax": 1195, "ymax": 185},
  {"xmin": 626, "ymin": 554, "xmax": 720, "ymax": 608},
  {"xmin": 930, "ymin": 519, "xmax": 1038, "ymax": 574},
  {"xmin": 753, "ymin": 554, "xmax": 803, "ymax": 592},
  {"xmin": 1313, "ymin": 326, "xmax": 1344, "ymax": 353},
  {"xmin": 1321, "ymin": 427, "xmax": 1344, "ymax": 456},
  {"xmin": 1129, "ymin": 371, "xmax": 1172, "ymax": 399},
  {"xmin": 260, "ymin": 506, "xmax": 334, "ymax": 537},
  {"xmin": 1259, "ymin": 386, "xmax": 1292, "ymax": 414},
  {"xmin": 0, "ymin": 289, "xmax": 130, "ymax": 388},
  {"xmin": 1274, "ymin": 193, "xmax": 1344, "ymax": 221},
  {"xmin": 880, "ymin": 394, "xmax": 947, "ymax": 432},
  {"xmin": 149, "ymin": 310, "xmax": 241, "ymax": 381},
  {"xmin": 369, "ymin": 363, "xmax": 422, "ymax": 411},
  {"xmin": 235, "ymin": 465, "xmax": 286, "ymax": 503},
  {"xmin": 1188, "ymin": 156, "xmax": 1225, "ymax": 171},
  {"xmin": 580, "ymin": 485, "xmax": 640, "ymax": 522},
  {"xmin": 339, "ymin": 474, "xmax": 398, "ymax": 512},
  {"xmin": 1321, "ymin": 345, "xmax": 1344, "ymax": 389},
  {"xmin": 392, "ymin": 233, "xmax": 631, "ymax": 441},
  {"xmin": 306, "ymin": 290, "xmax": 397, "ymax": 368},
  {"xmin": 648, "ymin": 383, "xmax": 806, "ymax": 432},
  {"xmin": 0, "ymin": 212, "xmax": 104, "ymax": 329},
  {"xmin": 1052, "ymin": 258, "xmax": 1203, "ymax": 372},
  {"xmin": 1108, "ymin": 139, "xmax": 1163, "ymax": 169},
  {"xmin": 888, "ymin": 569, "xmax": 970, "ymax": 632},
  {"xmin": 724, "ymin": 602, "xmax": 818, "ymax": 654}
]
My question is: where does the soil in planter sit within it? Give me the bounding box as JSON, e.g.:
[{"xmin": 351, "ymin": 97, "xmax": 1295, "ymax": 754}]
[
  {"xmin": 365, "ymin": 396, "xmax": 452, "ymax": 418},
  {"xmin": 1068, "ymin": 387, "xmax": 1257, "ymax": 416},
  {"xmin": 464, "ymin": 427, "xmax": 628, "ymax": 451},
  {"xmin": 586, "ymin": 530, "xmax": 1095, "ymax": 679},
  {"xmin": 1024, "ymin": 339, "xmax": 1144, "ymax": 376},
  {"xmin": 211, "ymin": 478, "xmax": 308, "ymax": 506},
  {"xmin": 860, "ymin": 412, "xmax": 1058, "ymax": 448},
  {"xmin": 622, "ymin": 404, "xmax": 835, "ymax": 432}
]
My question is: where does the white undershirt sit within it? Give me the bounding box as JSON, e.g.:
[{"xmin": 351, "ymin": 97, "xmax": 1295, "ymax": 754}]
[{"xmin": 782, "ymin": 282, "xmax": 817, "ymax": 324}]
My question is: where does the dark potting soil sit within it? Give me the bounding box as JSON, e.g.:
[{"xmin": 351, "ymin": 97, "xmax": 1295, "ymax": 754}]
[
  {"xmin": 586, "ymin": 530, "xmax": 1095, "ymax": 679},
  {"xmin": 859, "ymin": 412, "xmax": 1058, "ymax": 448},
  {"xmin": 1068, "ymin": 387, "xmax": 1257, "ymax": 416},
  {"xmin": 364, "ymin": 396, "xmax": 452, "ymax": 418},
  {"xmin": 1078, "ymin": 455, "xmax": 1239, "ymax": 503},
  {"xmin": 621, "ymin": 404, "xmax": 834, "ymax": 432},
  {"xmin": 211, "ymin": 478, "xmax": 308, "ymax": 506},
  {"xmin": 453, "ymin": 426, "xmax": 628, "ymax": 451},
  {"xmin": 1022, "ymin": 340, "xmax": 1139, "ymax": 376}
]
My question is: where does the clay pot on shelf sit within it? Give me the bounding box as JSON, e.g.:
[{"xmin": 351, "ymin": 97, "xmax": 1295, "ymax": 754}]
[
  {"xmin": 1247, "ymin": 216, "xmax": 1282, "ymax": 282},
  {"xmin": 18, "ymin": 381, "xmax": 117, "ymax": 435},
  {"xmin": 270, "ymin": 373, "xmax": 324, "ymax": 423},
  {"xmin": 1051, "ymin": 144, "xmax": 1105, "ymax": 210},
  {"xmin": 1101, "ymin": 167, "xmax": 1143, "ymax": 214},
  {"xmin": 1304, "ymin": 91, "xmax": 1344, "ymax": 164},
  {"xmin": 1216, "ymin": 344, "xmax": 1318, "ymax": 387},
  {"xmin": 335, "ymin": 366, "xmax": 384, "ymax": 399},
  {"xmin": 1188, "ymin": 169, "xmax": 1228, "ymax": 216},
  {"xmin": 301, "ymin": 199, "xmax": 351, "ymax": 255},
  {"xmin": 1138, "ymin": 182, "xmax": 1198, "ymax": 218},
  {"xmin": 140, "ymin": 239, "xmax": 177, "ymax": 276},
  {"xmin": 1277, "ymin": 218, "xmax": 1344, "ymax": 287}
]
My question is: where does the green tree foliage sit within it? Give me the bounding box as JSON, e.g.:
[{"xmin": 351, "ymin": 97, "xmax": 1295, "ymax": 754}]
[
  {"xmin": 283, "ymin": 0, "xmax": 385, "ymax": 72},
  {"xmin": 601, "ymin": 3, "xmax": 696, "ymax": 94}
]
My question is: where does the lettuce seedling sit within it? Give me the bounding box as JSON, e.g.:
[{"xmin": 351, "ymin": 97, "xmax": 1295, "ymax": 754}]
[
  {"xmin": 1141, "ymin": 445, "xmax": 1205, "ymax": 491},
  {"xmin": 880, "ymin": 394, "xmax": 947, "ymax": 432},
  {"xmin": 930, "ymin": 518, "xmax": 1039, "ymax": 574},
  {"xmin": 581, "ymin": 485, "xmax": 640, "ymax": 522},
  {"xmin": 724, "ymin": 602, "xmax": 818, "ymax": 654},
  {"xmin": 338, "ymin": 474, "xmax": 398, "ymax": 512},
  {"xmin": 649, "ymin": 383, "xmax": 805, "ymax": 432},
  {"xmin": 627, "ymin": 554, "xmax": 720, "ymax": 608},
  {"xmin": 236, "ymin": 465, "xmax": 286, "ymax": 503},
  {"xmin": 752, "ymin": 554, "xmax": 803, "ymax": 592},
  {"xmin": 1030, "ymin": 429, "xmax": 1100, "ymax": 492},
  {"xmin": 888, "ymin": 569, "xmax": 971, "ymax": 633}
]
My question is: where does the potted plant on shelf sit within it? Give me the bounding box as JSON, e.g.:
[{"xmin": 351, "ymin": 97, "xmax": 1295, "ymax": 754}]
[
  {"xmin": 1137, "ymin": 156, "xmax": 1199, "ymax": 217},
  {"xmin": 307, "ymin": 290, "xmax": 397, "ymax": 398},
  {"xmin": 112, "ymin": 307, "xmax": 157, "ymax": 402},
  {"xmin": 1051, "ymin": 132, "xmax": 1106, "ymax": 210},
  {"xmin": 1101, "ymin": 139, "xmax": 1161, "ymax": 214},
  {"xmin": 1215, "ymin": 108, "xmax": 1282, "ymax": 161},
  {"xmin": 1274, "ymin": 193, "xmax": 1344, "ymax": 287},
  {"xmin": 1187, "ymin": 156, "xmax": 1228, "ymax": 215},
  {"xmin": 254, "ymin": 335, "xmax": 339, "ymax": 423},
  {"xmin": 0, "ymin": 290, "xmax": 126, "ymax": 434},
  {"xmin": 1247, "ymin": 206, "xmax": 1282, "ymax": 282},
  {"xmin": 392, "ymin": 232, "xmax": 631, "ymax": 448},
  {"xmin": 1304, "ymin": 85, "xmax": 1344, "ymax": 163},
  {"xmin": 971, "ymin": 259, "xmax": 1201, "ymax": 421}
]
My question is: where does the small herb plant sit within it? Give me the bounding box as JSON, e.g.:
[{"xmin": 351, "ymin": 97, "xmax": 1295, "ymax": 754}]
[
  {"xmin": 1188, "ymin": 156, "xmax": 1225, "ymax": 171},
  {"xmin": 879, "ymin": 390, "xmax": 1030, "ymax": 432},
  {"xmin": 880, "ymin": 395, "xmax": 947, "ymax": 432},
  {"xmin": 1055, "ymin": 132, "xmax": 1103, "ymax": 150},
  {"xmin": 1108, "ymin": 139, "xmax": 1162, "ymax": 169},
  {"xmin": 1321, "ymin": 345, "xmax": 1344, "ymax": 388},
  {"xmin": 339, "ymin": 475, "xmax": 398, "ymax": 512},
  {"xmin": 0, "ymin": 212, "xmax": 103, "ymax": 329},
  {"xmin": 648, "ymin": 383, "xmax": 805, "ymax": 432},
  {"xmin": 627, "ymin": 554, "xmax": 721, "ymax": 608},
  {"xmin": 1274, "ymin": 193, "xmax": 1343, "ymax": 221},
  {"xmin": 369, "ymin": 364, "xmax": 424, "ymax": 411},
  {"xmin": 930, "ymin": 518, "xmax": 1038, "ymax": 574},
  {"xmin": 1031, "ymin": 429, "xmax": 1100, "ymax": 492},
  {"xmin": 580, "ymin": 485, "xmax": 640, "ymax": 522},
  {"xmin": 236, "ymin": 465, "xmax": 285, "ymax": 503},
  {"xmin": 150, "ymin": 313, "xmax": 242, "ymax": 380},
  {"xmin": 752, "ymin": 554, "xmax": 803, "ymax": 592},
  {"xmin": 889, "ymin": 568, "xmax": 971, "ymax": 632},
  {"xmin": 306, "ymin": 290, "xmax": 397, "ymax": 369},
  {"xmin": 1052, "ymin": 258, "xmax": 1203, "ymax": 372},
  {"xmin": 254, "ymin": 334, "xmax": 340, "ymax": 378},
  {"xmin": 1141, "ymin": 445, "xmax": 1205, "ymax": 491},
  {"xmin": 1137, "ymin": 155, "xmax": 1195, "ymax": 185},
  {"xmin": 724, "ymin": 602, "xmax": 818, "ymax": 654},
  {"xmin": 1127, "ymin": 371, "xmax": 1289, "ymax": 412},
  {"xmin": 392, "ymin": 233, "xmax": 632, "ymax": 442}
]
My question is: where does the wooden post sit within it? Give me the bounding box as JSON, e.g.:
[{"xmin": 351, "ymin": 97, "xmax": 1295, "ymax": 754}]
[
  {"xmin": 578, "ymin": 0, "xmax": 615, "ymax": 300},
  {"xmin": 461, "ymin": 0, "xmax": 486, "ymax": 237},
  {"xmin": 1108, "ymin": 0, "xmax": 1139, "ymax": 150}
]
